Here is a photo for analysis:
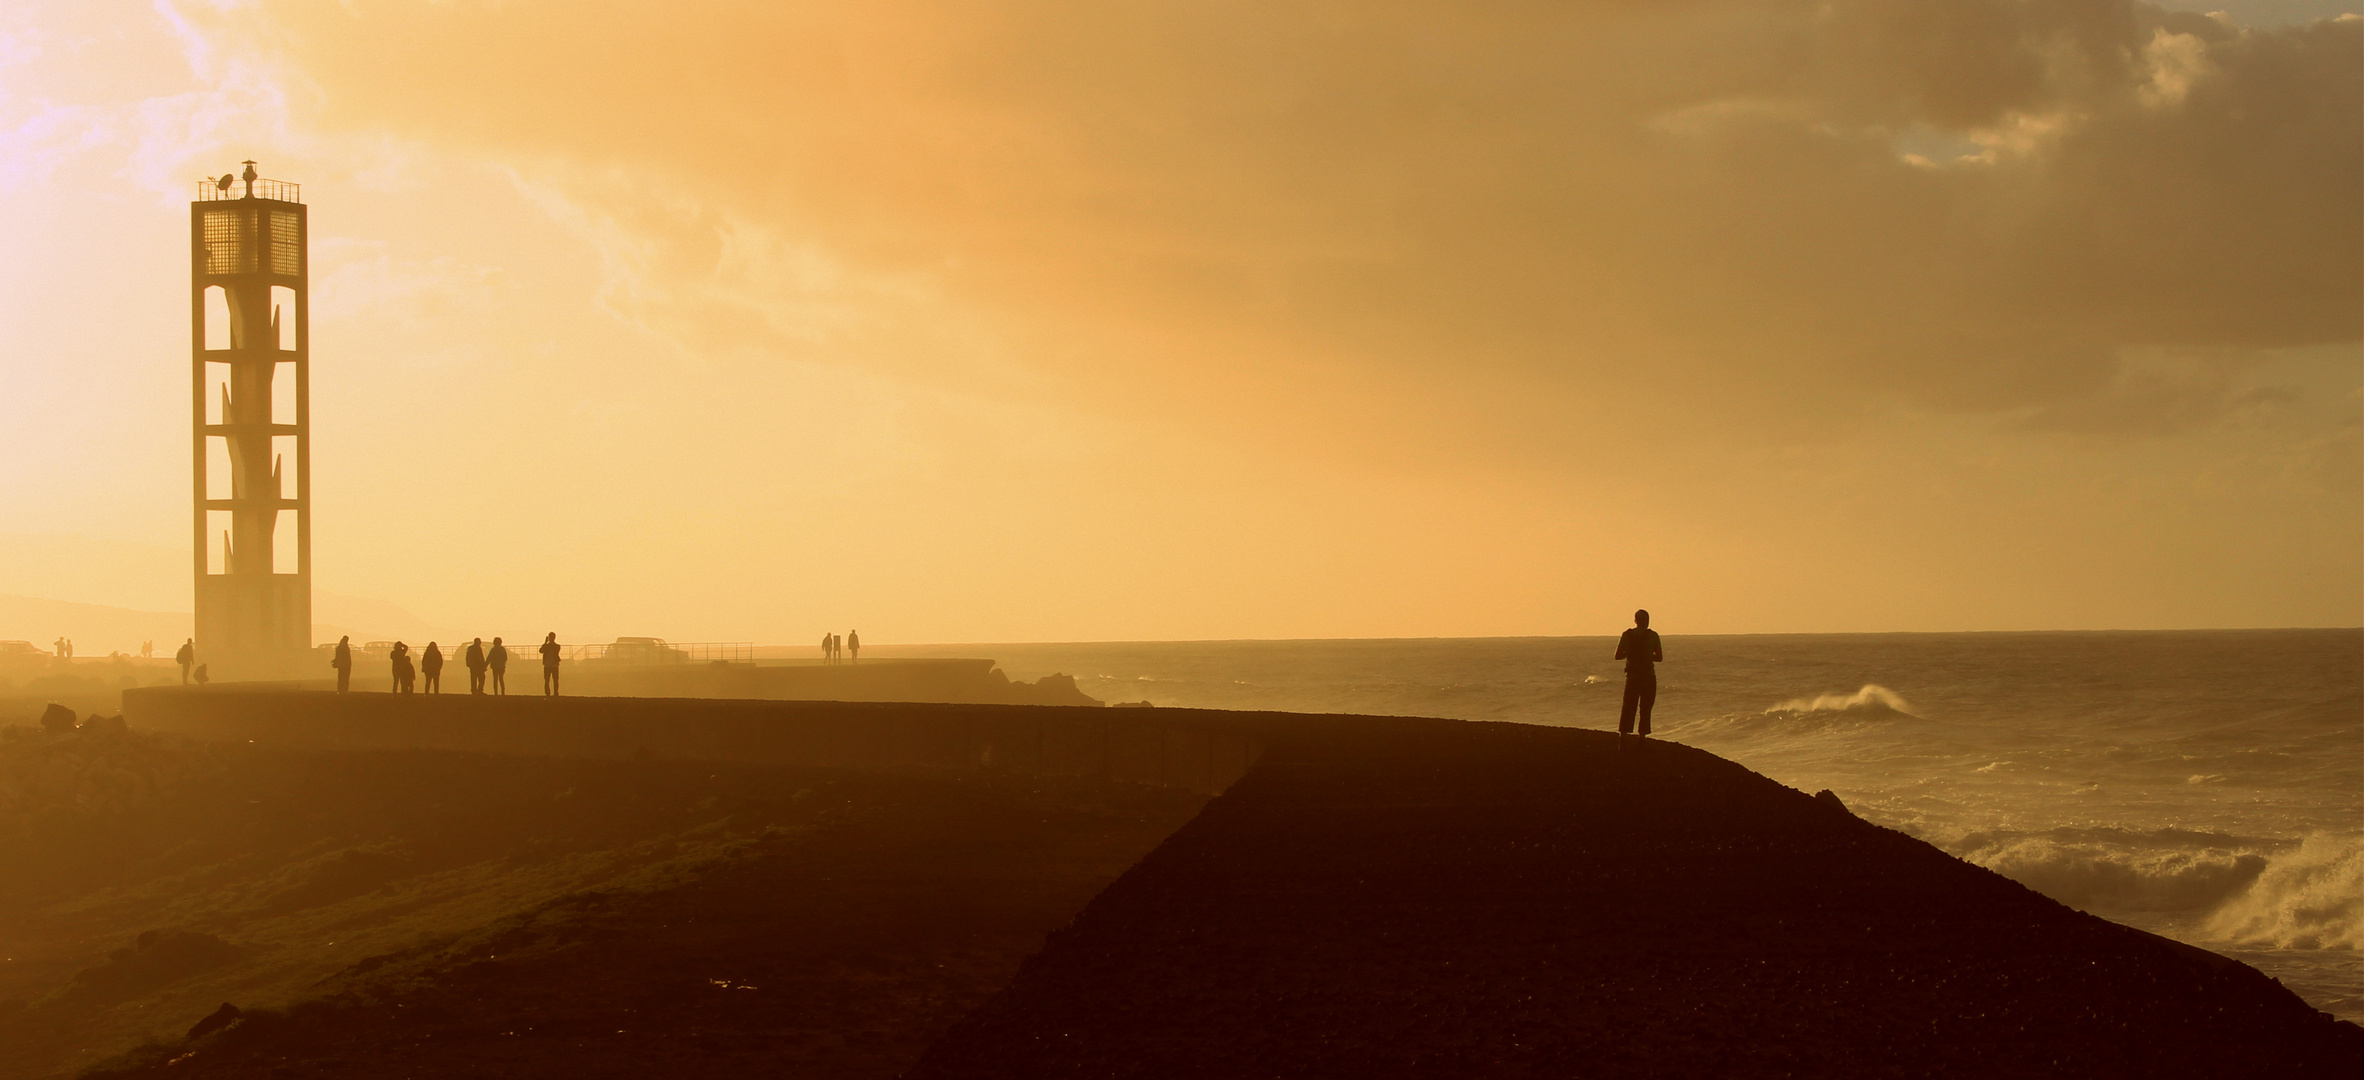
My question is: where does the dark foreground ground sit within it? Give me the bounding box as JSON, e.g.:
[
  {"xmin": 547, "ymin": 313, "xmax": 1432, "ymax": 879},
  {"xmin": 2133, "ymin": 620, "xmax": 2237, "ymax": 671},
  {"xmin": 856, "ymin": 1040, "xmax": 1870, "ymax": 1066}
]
[
  {"xmin": 0, "ymin": 724, "xmax": 1203, "ymax": 1079},
  {"xmin": 6, "ymin": 695, "xmax": 2356, "ymax": 1078},
  {"xmin": 911, "ymin": 722, "xmax": 2362, "ymax": 1078}
]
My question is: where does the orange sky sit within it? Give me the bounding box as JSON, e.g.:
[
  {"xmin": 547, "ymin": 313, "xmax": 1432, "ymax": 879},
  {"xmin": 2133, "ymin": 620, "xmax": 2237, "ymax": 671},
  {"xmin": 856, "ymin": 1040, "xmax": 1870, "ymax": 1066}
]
[{"xmin": 2, "ymin": 0, "xmax": 2359, "ymax": 645}]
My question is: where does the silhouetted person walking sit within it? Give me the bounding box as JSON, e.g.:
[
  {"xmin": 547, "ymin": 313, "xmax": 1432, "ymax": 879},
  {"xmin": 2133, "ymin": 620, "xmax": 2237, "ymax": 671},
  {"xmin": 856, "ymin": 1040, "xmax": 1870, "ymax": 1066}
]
[
  {"xmin": 1615, "ymin": 609, "xmax": 1663, "ymax": 742},
  {"xmin": 175, "ymin": 639, "xmax": 194, "ymax": 685},
  {"xmin": 540, "ymin": 632, "xmax": 562, "ymax": 697},
  {"xmin": 331, "ymin": 635, "xmax": 353, "ymax": 693},
  {"xmin": 465, "ymin": 638, "xmax": 488, "ymax": 694},
  {"xmin": 848, "ymin": 629, "xmax": 860, "ymax": 662},
  {"xmin": 422, "ymin": 641, "xmax": 445, "ymax": 694},
  {"xmin": 489, "ymin": 637, "xmax": 509, "ymax": 695}
]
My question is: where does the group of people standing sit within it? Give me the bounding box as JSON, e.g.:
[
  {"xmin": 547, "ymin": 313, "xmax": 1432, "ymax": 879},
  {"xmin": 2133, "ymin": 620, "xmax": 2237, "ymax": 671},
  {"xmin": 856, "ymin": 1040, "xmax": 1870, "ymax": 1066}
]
[
  {"xmin": 330, "ymin": 633, "xmax": 566, "ymax": 697},
  {"xmin": 820, "ymin": 629, "xmax": 860, "ymax": 663}
]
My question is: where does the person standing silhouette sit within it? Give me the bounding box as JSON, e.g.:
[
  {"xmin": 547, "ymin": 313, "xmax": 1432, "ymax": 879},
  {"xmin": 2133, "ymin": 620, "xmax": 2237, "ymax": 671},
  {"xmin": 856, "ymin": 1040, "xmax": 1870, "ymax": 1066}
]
[
  {"xmin": 848, "ymin": 629, "xmax": 860, "ymax": 663},
  {"xmin": 820, "ymin": 632, "xmax": 833, "ymax": 663},
  {"xmin": 331, "ymin": 635, "xmax": 353, "ymax": 693},
  {"xmin": 175, "ymin": 639, "xmax": 195, "ymax": 685},
  {"xmin": 1614, "ymin": 609, "xmax": 1663, "ymax": 742},
  {"xmin": 465, "ymin": 638, "xmax": 488, "ymax": 694},
  {"xmin": 489, "ymin": 637, "xmax": 509, "ymax": 695},
  {"xmin": 540, "ymin": 632, "xmax": 562, "ymax": 697},
  {"xmin": 391, "ymin": 641, "xmax": 414, "ymax": 694},
  {"xmin": 422, "ymin": 641, "xmax": 445, "ymax": 694}
]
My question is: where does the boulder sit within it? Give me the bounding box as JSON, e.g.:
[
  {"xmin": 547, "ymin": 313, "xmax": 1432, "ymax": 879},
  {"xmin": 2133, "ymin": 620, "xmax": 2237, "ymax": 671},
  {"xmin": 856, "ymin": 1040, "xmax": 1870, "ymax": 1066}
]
[
  {"xmin": 186, "ymin": 1002, "xmax": 242, "ymax": 1041},
  {"xmin": 39, "ymin": 703, "xmax": 76, "ymax": 734}
]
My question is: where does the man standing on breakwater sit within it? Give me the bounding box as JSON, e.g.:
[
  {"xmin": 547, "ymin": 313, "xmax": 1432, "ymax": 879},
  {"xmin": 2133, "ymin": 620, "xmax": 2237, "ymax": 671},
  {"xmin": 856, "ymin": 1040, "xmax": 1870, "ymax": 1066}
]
[
  {"xmin": 1614, "ymin": 609, "xmax": 1663, "ymax": 743},
  {"xmin": 176, "ymin": 639, "xmax": 194, "ymax": 684},
  {"xmin": 489, "ymin": 637, "xmax": 509, "ymax": 695},
  {"xmin": 848, "ymin": 629, "xmax": 860, "ymax": 663},
  {"xmin": 540, "ymin": 632, "xmax": 562, "ymax": 697},
  {"xmin": 331, "ymin": 636, "xmax": 353, "ymax": 693}
]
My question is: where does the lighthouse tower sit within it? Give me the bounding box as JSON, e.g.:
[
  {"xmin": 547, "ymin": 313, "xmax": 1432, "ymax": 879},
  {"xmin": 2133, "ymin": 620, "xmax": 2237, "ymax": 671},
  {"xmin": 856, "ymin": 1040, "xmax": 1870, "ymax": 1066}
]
[{"xmin": 191, "ymin": 162, "xmax": 311, "ymax": 679}]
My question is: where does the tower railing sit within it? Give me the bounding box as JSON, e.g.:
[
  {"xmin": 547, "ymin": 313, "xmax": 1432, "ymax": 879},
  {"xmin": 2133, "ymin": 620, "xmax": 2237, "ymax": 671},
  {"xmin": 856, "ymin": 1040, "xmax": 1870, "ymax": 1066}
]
[{"xmin": 195, "ymin": 178, "xmax": 302, "ymax": 203}]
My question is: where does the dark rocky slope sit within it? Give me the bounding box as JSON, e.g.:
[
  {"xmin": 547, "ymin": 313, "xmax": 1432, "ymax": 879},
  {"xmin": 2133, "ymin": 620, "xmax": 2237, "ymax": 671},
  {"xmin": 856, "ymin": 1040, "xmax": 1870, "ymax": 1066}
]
[{"xmin": 910, "ymin": 721, "xmax": 2361, "ymax": 1078}]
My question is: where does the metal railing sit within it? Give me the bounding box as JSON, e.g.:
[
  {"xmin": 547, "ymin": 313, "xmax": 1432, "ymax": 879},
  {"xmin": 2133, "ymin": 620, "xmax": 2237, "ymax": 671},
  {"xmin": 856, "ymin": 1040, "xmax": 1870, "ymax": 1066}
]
[
  {"xmin": 345, "ymin": 640, "xmax": 754, "ymax": 666},
  {"xmin": 196, "ymin": 177, "xmax": 302, "ymax": 203}
]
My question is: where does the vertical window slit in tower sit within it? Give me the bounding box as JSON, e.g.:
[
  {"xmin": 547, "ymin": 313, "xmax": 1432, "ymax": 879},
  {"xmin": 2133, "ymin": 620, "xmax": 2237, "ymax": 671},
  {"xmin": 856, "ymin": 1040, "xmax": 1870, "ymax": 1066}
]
[
  {"xmin": 205, "ymin": 510, "xmax": 233, "ymax": 575},
  {"xmin": 204, "ymin": 286, "xmax": 231, "ymax": 351},
  {"xmin": 271, "ymin": 285, "xmax": 297, "ymax": 351},
  {"xmin": 272, "ymin": 435, "xmax": 299, "ymax": 498},
  {"xmin": 273, "ymin": 508, "xmax": 298, "ymax": 574},
  {"xmin": 206, "ymin": 437, "xmax": 234, "ymax": 501},
  {"xmin": 273, "ymin": 362, "xmax": 297, "ymax": 424},
  {"xmin": 205, "ymin": 363, "xmax": 232, "ymax": 425}
]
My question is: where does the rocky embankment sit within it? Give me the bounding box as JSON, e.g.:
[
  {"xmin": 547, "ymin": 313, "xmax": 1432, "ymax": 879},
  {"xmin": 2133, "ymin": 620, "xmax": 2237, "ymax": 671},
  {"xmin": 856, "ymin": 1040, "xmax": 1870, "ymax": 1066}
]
[
  {"xmin": 0, "ymin": 706, "xmax": 222, "ymax": 822},
  {"xmin": 910, "ymin": 722, "xmax": 2363, "ymax": 1078},
  {"xmin": 12, "ymin": 701, "xmax": 2356, "ymax": 1078}
]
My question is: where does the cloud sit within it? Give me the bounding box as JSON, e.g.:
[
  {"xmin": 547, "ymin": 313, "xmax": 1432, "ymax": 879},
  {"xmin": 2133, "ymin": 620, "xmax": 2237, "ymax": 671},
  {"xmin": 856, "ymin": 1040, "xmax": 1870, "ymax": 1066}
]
[
  {"xmin": 44, "ymin": 0, "xmax": 2342, "ymax": 638},
  {"xmin": 178, "ymin": 1, "xmax": 2351, "ymax": 460}
]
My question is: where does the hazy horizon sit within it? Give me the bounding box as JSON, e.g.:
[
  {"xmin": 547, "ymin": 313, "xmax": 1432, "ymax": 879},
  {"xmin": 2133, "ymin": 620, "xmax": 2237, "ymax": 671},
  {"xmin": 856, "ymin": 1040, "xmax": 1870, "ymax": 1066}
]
[
  {"xmin": 5, "ymin": 523, "xmax": 2357, "ymax": 661},
  {"xmin": 5, "ymin": 0, "xmax": 2360, "ymax": 645}
]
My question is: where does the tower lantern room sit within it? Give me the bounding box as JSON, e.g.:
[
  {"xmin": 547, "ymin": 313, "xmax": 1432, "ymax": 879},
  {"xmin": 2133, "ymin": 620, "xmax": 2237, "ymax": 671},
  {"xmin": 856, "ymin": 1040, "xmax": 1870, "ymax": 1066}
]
[{"xmin": 191, "ymin": 161, "xmax": 310, "ymax": 679}]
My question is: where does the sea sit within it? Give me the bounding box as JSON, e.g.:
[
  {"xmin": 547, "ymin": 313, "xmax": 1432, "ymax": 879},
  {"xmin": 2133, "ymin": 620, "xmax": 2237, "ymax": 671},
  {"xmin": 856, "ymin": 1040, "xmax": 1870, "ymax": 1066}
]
[{"xmin": 872, "ymin": 629, "xmax": 2363, "ymax": 1021}]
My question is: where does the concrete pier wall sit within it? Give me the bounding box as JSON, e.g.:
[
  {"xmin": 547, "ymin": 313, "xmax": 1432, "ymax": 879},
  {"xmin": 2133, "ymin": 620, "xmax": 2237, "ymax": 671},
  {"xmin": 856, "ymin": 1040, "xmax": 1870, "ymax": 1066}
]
[
  {"xmin": 251, "ymin": 657, "xmax": 1101, "ymax": 707},
  {"xmin": 119, "ymin": 687, "xmax": 1262, "ymax": 795}
]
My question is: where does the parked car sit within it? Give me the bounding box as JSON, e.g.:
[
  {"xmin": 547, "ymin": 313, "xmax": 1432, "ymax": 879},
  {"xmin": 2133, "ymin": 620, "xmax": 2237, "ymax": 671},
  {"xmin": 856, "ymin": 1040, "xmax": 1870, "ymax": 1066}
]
[{"xmin": 601, "ymin": 637, "xmax": 689, "ymax": 666}]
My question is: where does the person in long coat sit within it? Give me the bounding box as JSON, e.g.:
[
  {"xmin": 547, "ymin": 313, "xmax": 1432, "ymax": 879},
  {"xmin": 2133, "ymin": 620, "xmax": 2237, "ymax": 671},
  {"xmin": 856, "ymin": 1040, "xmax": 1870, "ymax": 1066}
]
[
  {"xmin": 488, "ymin": 637, "xmax": 509, "ymax": 696},
  {"xmin": 422, "ymin": 641, "xmax": 445, "ymax": 694},
  {"xmin": 331, "ymin": 636, "xmax": 353, "ymax": 693}
]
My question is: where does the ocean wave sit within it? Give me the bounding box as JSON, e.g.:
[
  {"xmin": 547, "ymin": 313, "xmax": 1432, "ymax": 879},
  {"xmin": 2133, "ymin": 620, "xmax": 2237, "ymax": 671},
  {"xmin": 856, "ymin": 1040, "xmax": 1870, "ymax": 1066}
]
[
  {"xmin": 1768, "ymin": 684, "xmax": 1914, "ymax": 715},
  {"xmin": 1956, "ymin": 830, "xmax": 2271, "ymax": 913},
  {"xmin": 1951, "ymin": 828, "xmax": 2364, "ymax": 951},
  {"xmin": 2204, "ymin": 833, "xmax": 2363, "ymax": 950}
]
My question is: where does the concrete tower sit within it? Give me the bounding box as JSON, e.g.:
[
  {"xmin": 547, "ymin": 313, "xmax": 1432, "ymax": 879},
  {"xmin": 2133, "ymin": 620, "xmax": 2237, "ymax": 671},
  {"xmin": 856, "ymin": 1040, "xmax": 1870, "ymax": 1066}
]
[{"xmin": 191, "ymin": 162, "xmax": 310, "ymax": 679}]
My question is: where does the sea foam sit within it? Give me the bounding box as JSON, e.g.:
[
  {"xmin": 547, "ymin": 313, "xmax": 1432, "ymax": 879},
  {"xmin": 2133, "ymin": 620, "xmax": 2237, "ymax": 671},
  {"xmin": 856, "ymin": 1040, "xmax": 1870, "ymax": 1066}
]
[
  {"xmin": 2204, "ymin": 833, "xmax": 2363, "ymax": 951},
  {"xmin": 1767, "ymin": 684, "xmax": 1913, "ymax": 715}
]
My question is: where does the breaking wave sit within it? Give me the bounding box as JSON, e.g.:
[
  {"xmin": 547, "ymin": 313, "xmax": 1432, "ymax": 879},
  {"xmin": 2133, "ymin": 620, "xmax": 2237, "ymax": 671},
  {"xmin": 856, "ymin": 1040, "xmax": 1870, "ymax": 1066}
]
[
  {"xmin": 1768, "ymin": 684, "xmax": 1914, "ymax": 715},
  {"xmin": 1954, "ymin": 829, "xmax": 2273, "ymax": 913},
  {"xmin": 1952, "ymin": 828, "xmax": 2363, "ymax": 950},
  {"xmin": 2205, "ymin": 834, "xmax": 2363, "ymax": 950}
]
